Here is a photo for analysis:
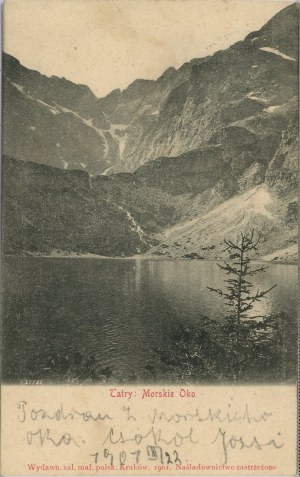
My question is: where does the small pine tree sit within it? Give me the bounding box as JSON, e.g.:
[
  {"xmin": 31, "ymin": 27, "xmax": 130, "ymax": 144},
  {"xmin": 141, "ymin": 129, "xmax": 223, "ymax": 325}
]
[{"xmin": 208, "ymin": 230, "xmax": 276, "ymax": 327}]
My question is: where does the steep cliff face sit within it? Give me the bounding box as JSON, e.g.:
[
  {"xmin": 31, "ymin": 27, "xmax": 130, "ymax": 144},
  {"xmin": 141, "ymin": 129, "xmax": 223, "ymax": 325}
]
[
  {"xmin": 2, "ymin": 54, "xmax": 116, "ymax": 174},
  {"xmin": 3, "ymin": 4, "xmax": 298, "ymax": 175},
  {"xmin": 265, "ymin": 113, "xmax": 298, "ymax": 195},
  {"xmin": 2, "ymin": 52, "xmax": 194, "ymax": 175},
  {"xmin": 2, "ymin": 4, "xmax": 298, "ymax": 259},
  {"xmin": 2, "ymin": 156, "xmax": 150, "ymax": 256},
  {"xmin": 102, "ymin": 3, "xmax": 298, "ymax": 172},
  {"xmin": 2, "ymin": 156, "xmax": 183, "ymax": 256},
  {"xmin": 131, "ymin": 113, "xmax": 297, "ymax": 259},
  {"xmin": 3, "ymin": 113, "xmax": 297, "ymax": 258}
]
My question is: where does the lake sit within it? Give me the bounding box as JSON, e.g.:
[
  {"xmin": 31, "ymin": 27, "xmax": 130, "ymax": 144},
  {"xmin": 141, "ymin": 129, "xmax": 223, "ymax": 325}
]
[{"xmin": 2, "ymin": 256, "xmax": 297, "ymax": 383}]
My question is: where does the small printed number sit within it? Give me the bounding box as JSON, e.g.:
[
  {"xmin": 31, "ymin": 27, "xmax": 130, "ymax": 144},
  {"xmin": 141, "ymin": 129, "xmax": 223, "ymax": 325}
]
[{"xmin": 25, "ymin": 380, "xmax": 43, "ymax": 385}]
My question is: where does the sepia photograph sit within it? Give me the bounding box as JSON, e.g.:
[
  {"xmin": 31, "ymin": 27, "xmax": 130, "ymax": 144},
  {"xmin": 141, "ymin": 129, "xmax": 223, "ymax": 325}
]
[{"xmin": 1, "ymin": 0, "xmax": 298, "ymax": 388}]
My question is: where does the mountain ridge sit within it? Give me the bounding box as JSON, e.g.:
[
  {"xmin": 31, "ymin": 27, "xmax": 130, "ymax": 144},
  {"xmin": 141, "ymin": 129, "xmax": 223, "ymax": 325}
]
[
  {"xmin": 2, "ymin": 3, "xmax": 298, "ymax": 259},
  {"xmin": 3, "ymin": 3, "xmax": 298, "ymax": 175}
]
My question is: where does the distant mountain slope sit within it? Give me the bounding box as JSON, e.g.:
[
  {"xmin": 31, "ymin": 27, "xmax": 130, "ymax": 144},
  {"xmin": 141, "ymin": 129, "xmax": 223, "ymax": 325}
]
[
  {"xmin": 101, "ymin": 2, "xmax": 299, "ymax": 171},
  {"xmin": 2, "ymin": 3, "xmax": 298, "ymax": 260},
  {"xmin": 2, "ymin": 54, "xmax": 116, "ymax": 174},
  {"xmin": 151, "ymin": 183, "xmax": 297, "ymax": 260},
  {"xmin": 2, "ymin": 52, "xmax": 194, "ymax": 174},
  {"xmin": 3, "ymin": 3, "xmax": 298, "ymax": 175},
  {"xmin": 2, "ymin": 156, "xmax": 145, "ymax": 256},
  {"xmin": 2, "ymin": 155, "xmax": 180, "ymax": 256},
  {"xmin": 3, "ymin": 110, "xmax": 297, "ymax": 258}
]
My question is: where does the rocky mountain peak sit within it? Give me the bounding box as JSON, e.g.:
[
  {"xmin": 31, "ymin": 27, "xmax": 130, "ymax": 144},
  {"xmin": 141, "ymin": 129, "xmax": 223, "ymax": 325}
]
[{"xmin": 2, "ymin": 4, "xmax": 298, "ymax": 260}]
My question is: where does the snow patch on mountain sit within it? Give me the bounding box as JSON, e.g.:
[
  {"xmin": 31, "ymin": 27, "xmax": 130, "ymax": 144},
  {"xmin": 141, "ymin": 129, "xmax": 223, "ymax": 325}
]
[
  {"xmin": 101, "ymin": 166, "xmax": 114, "ymax": 176},
  {"xmin": 246, "ymin": 92, "xmax": 267, "ymax": 103},
  {"xmin": 264, "ymin": 105, "xmax": 282, "ymax": 113},
  {"xmin": 109, "ymin": 124, "xmax": 128, "ymax": 159},
  {"xmin": 11, "ymin": 82, "xmax": 24, "ymax": 93},
  {"xmin": 10, "ymin": 80, "xmax": 60, "ymax": 115},
  {"xmin": 36, "ymin": 99, "xmax": 59, "ymax": 115},
  {"xmin": 259, "ymin": 47, "xmax": 296, "ymax": 62}
]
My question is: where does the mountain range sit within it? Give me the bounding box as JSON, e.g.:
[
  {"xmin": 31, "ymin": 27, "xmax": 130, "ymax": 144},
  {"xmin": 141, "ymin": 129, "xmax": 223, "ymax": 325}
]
[{"xmin": 2, "ymin": 3, "xmax": 298, "ymax": 260}]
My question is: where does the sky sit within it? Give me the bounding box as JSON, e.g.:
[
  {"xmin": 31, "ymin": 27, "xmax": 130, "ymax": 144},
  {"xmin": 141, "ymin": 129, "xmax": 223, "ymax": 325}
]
[{"xmin": 3, "ymin": 0, "xmax": 293, "ymax": 98}]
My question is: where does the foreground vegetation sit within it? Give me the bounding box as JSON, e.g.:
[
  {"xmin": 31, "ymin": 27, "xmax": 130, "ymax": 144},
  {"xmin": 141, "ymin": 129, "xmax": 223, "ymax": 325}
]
[
  {"xmin": 155, "ymin": 232, "xmax": 296, "ymax": 384},
  {"xmin": 155, "ymin": 311, "xmax": 296, "ymax": 383},
  {"xmin": 23, "ymin": 309, "xmax": 295, "ymax": 384}
]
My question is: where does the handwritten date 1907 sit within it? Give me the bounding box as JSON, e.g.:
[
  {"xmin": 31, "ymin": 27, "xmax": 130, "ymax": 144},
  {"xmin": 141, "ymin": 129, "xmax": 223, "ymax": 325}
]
[{"xmin": 90, "ymin": 445, "xmax": 182, "ymax": 467}]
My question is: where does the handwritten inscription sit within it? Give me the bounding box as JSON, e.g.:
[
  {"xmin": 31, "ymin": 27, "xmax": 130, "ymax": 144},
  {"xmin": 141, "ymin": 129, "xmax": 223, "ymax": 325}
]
[
  {"xmin": 27, "ymin": 428, "xmax": 82, "ymax": 448},
  {"xmin": 14, "ymin": 394, "xmax": 284, "ymax": 467},
  {"xmin": 212, "ymin": 428, "xmax": 283, "ymax": 464},
  {"xmin": 17, "ymin": 400, "xmax": 113, "ymax": 423}
]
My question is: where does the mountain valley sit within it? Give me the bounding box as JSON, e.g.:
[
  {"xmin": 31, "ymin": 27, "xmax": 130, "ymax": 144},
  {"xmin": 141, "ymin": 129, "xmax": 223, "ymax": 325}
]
[{"xmin": 2, "ymin": 3, "xmax": 298, "ymax": 260}]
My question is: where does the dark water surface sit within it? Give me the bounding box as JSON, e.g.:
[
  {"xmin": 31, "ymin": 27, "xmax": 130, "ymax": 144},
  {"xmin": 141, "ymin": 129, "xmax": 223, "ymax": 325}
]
[{"xmin": 2, "ymin": 256, "xmax": 297, "ymax": 383}]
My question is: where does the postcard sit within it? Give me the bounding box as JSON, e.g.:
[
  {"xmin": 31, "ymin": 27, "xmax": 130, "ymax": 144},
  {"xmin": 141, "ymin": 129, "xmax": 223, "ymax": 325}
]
[{"xmin": 1, "ymin": 0, "xmax": 298, "ymax": 475}]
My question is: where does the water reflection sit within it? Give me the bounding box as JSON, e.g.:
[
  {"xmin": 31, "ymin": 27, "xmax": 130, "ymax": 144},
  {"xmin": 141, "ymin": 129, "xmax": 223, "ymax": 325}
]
[{"xmin": 2, "ymin": 256, "xmax": 297, "ymax": 383}]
